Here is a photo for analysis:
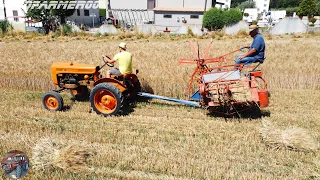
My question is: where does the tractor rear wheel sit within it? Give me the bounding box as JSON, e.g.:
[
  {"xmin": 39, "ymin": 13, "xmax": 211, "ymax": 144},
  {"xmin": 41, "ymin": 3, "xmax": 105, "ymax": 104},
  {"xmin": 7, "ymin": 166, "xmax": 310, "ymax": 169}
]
[
  {"xmin": 90, "ymin": 83, "xmax": 123, "ymax": 116},
  {"xmin": 42, "ymin": 91, "xmax": 64, "ymax": 111}
]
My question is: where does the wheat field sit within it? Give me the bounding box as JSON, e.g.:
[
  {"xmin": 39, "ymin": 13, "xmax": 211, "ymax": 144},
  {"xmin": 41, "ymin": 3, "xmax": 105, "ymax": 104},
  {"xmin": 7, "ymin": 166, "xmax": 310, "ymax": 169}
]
[{"xmin": 0, "ymin": 34, "xmax": 320, "ymax": 179}]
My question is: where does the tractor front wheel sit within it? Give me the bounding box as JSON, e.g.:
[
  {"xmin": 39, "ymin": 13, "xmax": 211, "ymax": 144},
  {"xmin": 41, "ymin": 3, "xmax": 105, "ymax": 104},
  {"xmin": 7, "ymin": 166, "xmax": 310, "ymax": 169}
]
[
  {"xmin": 42, "ymin": 91, "xmax": 64, "ymax": 111},
  {"xmin": 90, "ymin": 83, "xmax": 123, "ymax": 116}
]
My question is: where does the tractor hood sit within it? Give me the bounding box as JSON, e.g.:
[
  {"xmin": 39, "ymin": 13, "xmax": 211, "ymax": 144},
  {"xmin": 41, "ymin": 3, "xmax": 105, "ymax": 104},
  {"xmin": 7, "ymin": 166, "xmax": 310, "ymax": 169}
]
[
  {"xmin": 51, "ymin": 62, "xmax": 98, "ymax": 73},
  {"xmin": 51, "ymin": 62, "xmax": 99, "ymax": 85}
]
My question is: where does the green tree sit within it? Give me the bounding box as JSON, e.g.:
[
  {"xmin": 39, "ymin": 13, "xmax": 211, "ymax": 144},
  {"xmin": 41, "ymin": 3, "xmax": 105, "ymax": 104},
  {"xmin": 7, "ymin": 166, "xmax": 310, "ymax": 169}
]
[
  {"xmin": 223, "ymin": 8, "xmax": 243, "ymax": 26},
  {"xmin": 298, "ymin": 0, "xmax": 318, "ymax": 17},
  {"xmin": 270, "ymin": 0, "xmax": 302, "ymax": 8},
  {"xmin": 269, "ymin": 0, "xmax": 279, "ymax": 8},
  {"xmin": 203, "ymin": 8, "xmax": 225, "ymax": 30},
  {"xmin": 25, "ymin": 0, "xmax": 75, "ymax": 34},
  {"xmin": 317, "ymin": 0, "xmax": 320, "ymax": 15},
  {"xmin": 54, "ymin": 6, "xmax": 75, "ymax": 24},
  {"xmin": 231, "ymin": 0, "xmax": 247, "ymax": 8},
  {"xmin": 203, "ymin": 8, "xmax": 243, "ymax": 30},
  {"xmin": 237, "ymin": 1, "xmax": 256, "ymax": 14},
  {"xmin": 0, "ymin": 20, "xmax": 13, "ymax": 34},
  {"xmin": 283, "ymin": 0, "xmax": 302, "ymax": 7}
]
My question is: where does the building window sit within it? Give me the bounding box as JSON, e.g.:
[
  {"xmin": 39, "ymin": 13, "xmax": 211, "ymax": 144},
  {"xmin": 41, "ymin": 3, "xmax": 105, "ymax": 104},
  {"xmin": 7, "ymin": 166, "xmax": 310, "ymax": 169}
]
[
  {"xmin": 190, "ymin": 15, "xmax": 199, "ymax": 19},
  {"xmin": 77, "ymin": 9, "xmax": 80, "ymax": 16},
  {"xmin": 84, "ymin": 10, "xmax": 89, "ymax": 16},
  {"xmin": 264, "ymin": 4, "xmax": 267, "ymax": 7},
  {"xmin": 147, "ymin": 0, "xmax": 155, "ymax": 10},
  {"xmin": 163, "ymin": 15, "xmax": 172, "ymax": 18},
  {"xmin": 13, "ymin": 10, "xmax": 19, "ymax": 22}
]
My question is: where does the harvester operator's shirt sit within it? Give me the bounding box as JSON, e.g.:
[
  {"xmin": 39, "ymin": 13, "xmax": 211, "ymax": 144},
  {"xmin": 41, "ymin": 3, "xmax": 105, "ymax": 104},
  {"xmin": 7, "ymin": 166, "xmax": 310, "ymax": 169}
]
[
  {"xmin": 113, "ymin": 51, "xmax": 133, "ymax": 74},
  {"xmin": 249, "ymin": 34, "xmax": 265, "ymax": 60}
]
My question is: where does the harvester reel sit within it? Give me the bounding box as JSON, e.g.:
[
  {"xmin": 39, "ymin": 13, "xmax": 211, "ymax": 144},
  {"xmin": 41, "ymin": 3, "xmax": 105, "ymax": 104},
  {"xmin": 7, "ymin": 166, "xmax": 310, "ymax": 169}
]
[
  {"xmin": 42, "ymin": 91, "xmax": 64, "ymax": 111},
  {"xmin": 90, "ymin": 83, "xmax": 123, "ymax": 116}
]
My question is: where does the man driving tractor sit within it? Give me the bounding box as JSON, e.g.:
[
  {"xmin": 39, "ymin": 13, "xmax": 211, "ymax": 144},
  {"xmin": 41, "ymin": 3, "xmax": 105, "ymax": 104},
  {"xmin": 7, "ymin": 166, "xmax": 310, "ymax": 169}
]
[
  {"xmin": 103, "ymin": 42, "xmax": 133, "ymax": 78},
  {"xmin": 235, "ymin": 25, "xmax": 265, "ymax": 65}
]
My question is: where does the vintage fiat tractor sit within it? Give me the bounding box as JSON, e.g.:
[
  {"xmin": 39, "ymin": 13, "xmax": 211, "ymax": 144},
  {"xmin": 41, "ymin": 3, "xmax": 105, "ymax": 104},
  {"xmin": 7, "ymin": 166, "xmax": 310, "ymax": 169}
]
[{"xmin": 42, "ymin": 57, "xmax": 141, "ymax": 116}]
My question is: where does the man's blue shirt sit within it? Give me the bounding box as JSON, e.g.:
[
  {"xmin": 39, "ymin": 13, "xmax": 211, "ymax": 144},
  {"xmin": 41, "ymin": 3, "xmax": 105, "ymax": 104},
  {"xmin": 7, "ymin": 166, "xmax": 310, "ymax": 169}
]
[{"xmin": 249, "ymin": 34, "xmax": 265, "ymax": 60}]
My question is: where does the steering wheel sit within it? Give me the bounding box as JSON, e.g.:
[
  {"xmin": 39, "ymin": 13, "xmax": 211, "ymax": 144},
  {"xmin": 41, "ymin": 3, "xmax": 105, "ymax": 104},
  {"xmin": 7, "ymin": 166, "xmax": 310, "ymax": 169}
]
[{"xmin": 102, "ymin": 55, "xmax": 114, "ymax": 67}]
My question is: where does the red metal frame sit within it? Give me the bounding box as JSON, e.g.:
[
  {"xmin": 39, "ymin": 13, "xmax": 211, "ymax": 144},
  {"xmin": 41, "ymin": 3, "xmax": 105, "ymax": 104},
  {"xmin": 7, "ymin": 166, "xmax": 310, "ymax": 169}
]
[{"xmin": 179, "ymin": 41, "xmax": 269, "ymax": 115}]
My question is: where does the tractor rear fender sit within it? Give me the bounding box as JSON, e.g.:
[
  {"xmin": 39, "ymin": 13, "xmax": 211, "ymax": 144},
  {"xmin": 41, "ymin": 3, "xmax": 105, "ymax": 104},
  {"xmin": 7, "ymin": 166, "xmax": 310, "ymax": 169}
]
[{"xmin": 94, "ymin": 78, "xmax": 127, "ymax": 92}]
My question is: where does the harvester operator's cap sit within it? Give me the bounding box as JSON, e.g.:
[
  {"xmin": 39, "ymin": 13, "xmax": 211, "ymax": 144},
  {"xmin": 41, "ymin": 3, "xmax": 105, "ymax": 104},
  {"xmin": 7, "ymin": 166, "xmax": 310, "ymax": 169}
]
[
  {"xmin": 119, "ymin": 42, "xmax": 126, "ymax": 50},
  {"xmin": 249, "ymin": 25, "xmax": 259, "ymax": 32}
]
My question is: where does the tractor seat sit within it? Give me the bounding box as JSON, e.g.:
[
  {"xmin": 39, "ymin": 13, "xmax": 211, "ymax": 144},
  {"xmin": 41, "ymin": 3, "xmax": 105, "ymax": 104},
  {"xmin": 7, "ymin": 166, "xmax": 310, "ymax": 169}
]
[
  {"xmin": 112, "ymin": 70, "xmax": 139, "ymax": 80},
  {"xmin": 112, "ymin": 73, "xmax": 136, "ymax": 81},
  {"xmin": 250, "ymin": 58, "xmax": 265, "ymax": 72},
  {"xmin": 254, "ymin": 58, "xmax": 264, "ymax": 64}
]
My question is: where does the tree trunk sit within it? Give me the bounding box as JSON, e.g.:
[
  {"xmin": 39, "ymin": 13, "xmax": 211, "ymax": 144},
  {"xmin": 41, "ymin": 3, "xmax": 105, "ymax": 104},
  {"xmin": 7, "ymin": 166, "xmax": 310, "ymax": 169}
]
[
  {"xmin": 43, "ymin": 19, "xmax": 58, "ymax": 34},
  {"xmin": 60, "ymin": 15, "xmax": 66, "ymax": 24},
  {"xmin": 44, "ymin": 22, "xmax": 50, "ymax": 34}
]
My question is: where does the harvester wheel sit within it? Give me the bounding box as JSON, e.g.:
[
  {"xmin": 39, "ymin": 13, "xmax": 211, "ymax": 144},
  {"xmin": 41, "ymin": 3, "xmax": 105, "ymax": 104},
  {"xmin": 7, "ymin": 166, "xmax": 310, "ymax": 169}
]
[
  {"xmin": 90, "ymin": 83, "xmax": 123, "ymax": 116},
  {"xmin": 70, "ymin": 86, "xmax": 89, "ymax": 101},
  {"xmin": 42, "ymin": 91, "xmax": 64, "ymax": 111}
]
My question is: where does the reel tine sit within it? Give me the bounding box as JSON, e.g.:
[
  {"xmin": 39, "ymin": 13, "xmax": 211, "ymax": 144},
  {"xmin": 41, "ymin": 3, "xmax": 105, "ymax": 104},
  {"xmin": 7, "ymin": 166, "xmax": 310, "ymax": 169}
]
[
  {"xmin": 203, "ymin": 40, "xmax": 213, "ymax": 59},
  {"xmin": 188, "ymin": 41, "xmax": 199, "ymax": 60}
]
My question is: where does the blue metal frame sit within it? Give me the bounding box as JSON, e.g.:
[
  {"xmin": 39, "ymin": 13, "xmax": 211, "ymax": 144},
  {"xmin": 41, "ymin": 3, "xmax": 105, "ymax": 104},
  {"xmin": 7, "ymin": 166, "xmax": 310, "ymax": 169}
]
[{"xmin": 138, "ymin": 92, "xmax": 201, "ymax": 107}]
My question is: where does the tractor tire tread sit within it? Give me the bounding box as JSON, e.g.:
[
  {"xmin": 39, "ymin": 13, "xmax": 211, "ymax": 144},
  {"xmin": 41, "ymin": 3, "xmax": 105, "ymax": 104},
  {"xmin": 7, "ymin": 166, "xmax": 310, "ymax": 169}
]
[
  {"xmin": 90, "ymin": 83, "xmax": 123, "ymax": 116},
  {"xmin": 42, "ymin": 91, "xmax": 64, "ymax": 111}
]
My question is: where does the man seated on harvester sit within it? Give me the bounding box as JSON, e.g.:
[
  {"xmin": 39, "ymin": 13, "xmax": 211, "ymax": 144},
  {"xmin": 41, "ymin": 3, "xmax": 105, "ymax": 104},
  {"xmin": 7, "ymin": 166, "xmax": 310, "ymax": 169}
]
[
  {"xmin": 103, "ymin": 42, "xmax": 133, "ymax": 78},
  {"xmin": 235, "ymin": 25, "xmax": 265, "ymax": 66}
]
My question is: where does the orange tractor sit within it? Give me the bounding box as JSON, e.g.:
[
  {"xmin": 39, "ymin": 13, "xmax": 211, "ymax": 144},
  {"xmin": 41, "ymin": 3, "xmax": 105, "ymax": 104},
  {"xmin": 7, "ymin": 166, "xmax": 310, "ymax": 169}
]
[{"xmin": 42, "ymin": 57, "xmax": 141, "ymax": 116}]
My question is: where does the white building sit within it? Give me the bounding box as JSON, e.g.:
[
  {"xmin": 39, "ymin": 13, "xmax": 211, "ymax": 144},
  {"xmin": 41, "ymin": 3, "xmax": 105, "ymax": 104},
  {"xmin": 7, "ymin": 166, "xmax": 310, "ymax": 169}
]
[
  {"xmin": 105, "ymin": 0, "xmax": 231, "ymax": 28},
  {"xmin": 0, "ymin": 0, "xmax": 5, "ymax": 20},
  {"xmin": 4, "ymin": 0, "xmax": 26, "ymax": 22},
  {"xmin": 153, "ymin": 0, "xmax": 231, "ymax": 28},
  {"xmin": 66, "ymin": 8, "xmax": 100, "ymax": 26},
  {"xmin": 1, "ymin": 0, "xmax": 26, "ymax": 31},
  {"xmin": 254, "ymin": 0, "xmax": 270, "ymax": 14},
  {"xmin": 107, "ymin": 0, "xmax": 155, "ymax": 25}
]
